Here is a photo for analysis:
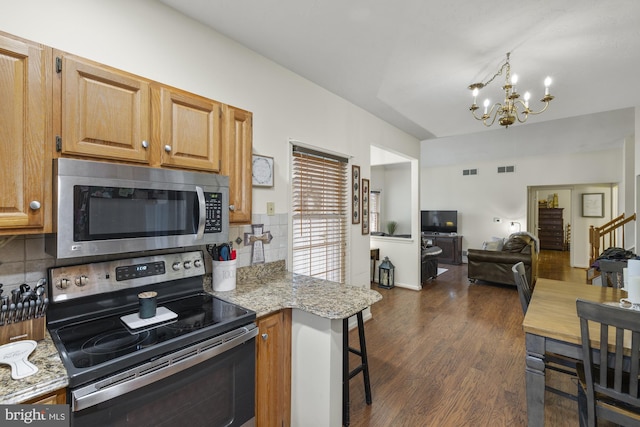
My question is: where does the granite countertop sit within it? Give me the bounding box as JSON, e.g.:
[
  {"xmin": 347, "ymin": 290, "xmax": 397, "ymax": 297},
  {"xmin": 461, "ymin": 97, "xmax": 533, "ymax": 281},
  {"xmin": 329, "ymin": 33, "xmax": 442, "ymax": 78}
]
[
  {"xmin": 0, "ymin": 331, "xmax": 68, "ymax": 404},
  {"xmin": 205, "ymin": 260, "xmax": 383, "ymax": 319}
]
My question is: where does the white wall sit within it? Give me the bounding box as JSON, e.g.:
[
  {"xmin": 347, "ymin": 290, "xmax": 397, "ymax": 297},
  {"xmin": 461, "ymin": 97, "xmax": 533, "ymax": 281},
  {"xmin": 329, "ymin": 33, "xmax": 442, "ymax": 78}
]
[
  {"xmin": 371, "ymin": 164, "xmax": 412, "ymax": 235},
  {"xmin": 0, "ymin": 0, "xmax": 419, "ymax": 289},
  {"xmin": 421, "ymin": 147, "xmax": 624, "ymax": 268}
]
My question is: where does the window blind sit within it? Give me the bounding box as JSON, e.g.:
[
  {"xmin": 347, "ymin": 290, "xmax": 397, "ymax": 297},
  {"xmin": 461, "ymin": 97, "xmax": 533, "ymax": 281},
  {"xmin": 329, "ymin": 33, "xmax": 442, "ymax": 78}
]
[
  {"xmin": 370, "ymin": 191, "xmax": 380, "ymax": 233},
  {"xmin": 292, "ymin": 146, "xmax": 348, "ymax": 283}
]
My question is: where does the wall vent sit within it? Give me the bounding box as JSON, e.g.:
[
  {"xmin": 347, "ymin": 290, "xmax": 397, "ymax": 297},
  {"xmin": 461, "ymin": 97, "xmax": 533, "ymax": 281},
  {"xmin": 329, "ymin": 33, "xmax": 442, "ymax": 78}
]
[
  {"xmin": 497, "ymin": 165, "xmax": 515, "ymax": 173},
  {"xmin": 462, "ymin": 168, "xmax": 478, "ymax": 176}
]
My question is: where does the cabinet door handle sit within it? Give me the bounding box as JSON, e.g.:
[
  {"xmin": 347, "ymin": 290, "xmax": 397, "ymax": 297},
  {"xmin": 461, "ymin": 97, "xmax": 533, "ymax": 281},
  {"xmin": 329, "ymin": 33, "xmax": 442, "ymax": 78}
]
[
  {"xmin": 29, "ymin": 201, "xmax": 41, "ymax": 210},
  {"xmin": 229, "ymin": 205, "xmax": 236, "ymax": 212},
  {"xmin": 141, "ymin": 140, "xmax": 149, "ymax": 149},
  {"xmin": 261, "ymin": 333, "xmax": 268, "ymax": 341},
  {"xmin": 164, "ymin": 145, "xmax": 172, "ymax": 152}
]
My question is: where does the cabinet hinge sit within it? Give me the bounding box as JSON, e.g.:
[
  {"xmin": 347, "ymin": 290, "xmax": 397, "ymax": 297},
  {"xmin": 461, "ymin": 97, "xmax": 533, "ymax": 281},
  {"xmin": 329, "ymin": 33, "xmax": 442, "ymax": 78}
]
[
  {"xmin": 55, "ymin": 135, "xmax": 62, "ymax": 152},
  {"xmin": 55, "ymin": 57, "xmax": 62, "ymax": 74}
]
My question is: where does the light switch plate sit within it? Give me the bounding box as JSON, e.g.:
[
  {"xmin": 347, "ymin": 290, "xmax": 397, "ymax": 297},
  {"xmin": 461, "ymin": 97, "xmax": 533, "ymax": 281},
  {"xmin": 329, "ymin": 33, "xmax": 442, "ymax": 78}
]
[{"xmin": 267, "ymin": 202, "xmax": 275, "ymax": 216}]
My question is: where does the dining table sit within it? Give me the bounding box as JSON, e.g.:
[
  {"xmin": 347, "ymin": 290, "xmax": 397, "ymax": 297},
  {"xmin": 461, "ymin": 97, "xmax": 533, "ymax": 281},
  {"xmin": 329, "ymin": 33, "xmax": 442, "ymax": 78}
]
[{"xmin": 522, "ymin": 278, "xmax": 627, "ymax": 426}]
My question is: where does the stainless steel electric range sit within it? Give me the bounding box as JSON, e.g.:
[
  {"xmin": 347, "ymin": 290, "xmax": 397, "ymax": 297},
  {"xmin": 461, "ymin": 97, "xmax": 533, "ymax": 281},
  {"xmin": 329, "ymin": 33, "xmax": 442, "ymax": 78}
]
[{"xmin": 47, "ymin": 250, "xmax": 257, "ymax": 427}]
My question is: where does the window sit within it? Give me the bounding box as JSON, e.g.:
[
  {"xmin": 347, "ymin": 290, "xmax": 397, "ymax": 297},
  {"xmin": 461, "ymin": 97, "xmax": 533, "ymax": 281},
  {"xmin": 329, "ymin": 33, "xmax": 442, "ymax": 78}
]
[
  {"xmin": 292, "ymin": 145, "xmax": 348, "ymax": 283},
  {"xmin": 370, "ymin": 190, "xmax": 380, "ymax": 233}
]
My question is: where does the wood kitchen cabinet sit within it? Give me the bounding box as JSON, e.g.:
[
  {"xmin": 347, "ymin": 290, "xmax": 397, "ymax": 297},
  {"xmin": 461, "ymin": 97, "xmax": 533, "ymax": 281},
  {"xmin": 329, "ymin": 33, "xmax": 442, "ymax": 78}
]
[
  {"xmin": 151, "ymin": 85, "xmax": 222, "ymax": 172},
  {"xmin": 0, "ymin": 32, "xmax": 52, "ymax": 234},
  {"xmin": 23, "ymin": 388, "xmax": 66, "ymax": 404},
  {"xmin": 55, "ymin": 52, "xmax": 151, "ymax": 163},
  {"xmin": 256, "ymin": 309, "xmax": 291, "ymax": 427},
  {"xmin": 55, "ymin": 53, "xmax": 224, "ymax": 173},
  {"xmin": 222, "ymin": 105, "xmax": 253, "ymax": 223}
]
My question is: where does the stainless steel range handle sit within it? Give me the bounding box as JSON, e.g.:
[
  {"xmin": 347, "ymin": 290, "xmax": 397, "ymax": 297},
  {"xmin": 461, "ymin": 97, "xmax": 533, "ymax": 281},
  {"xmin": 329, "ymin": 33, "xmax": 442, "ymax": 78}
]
[
  {"xmin": 195, "ymin": 186, "xmax": 206, "ymax": 240},
  {"xmin": 71, "ymin": 324, "xmax": 258, "ymax": 412}
]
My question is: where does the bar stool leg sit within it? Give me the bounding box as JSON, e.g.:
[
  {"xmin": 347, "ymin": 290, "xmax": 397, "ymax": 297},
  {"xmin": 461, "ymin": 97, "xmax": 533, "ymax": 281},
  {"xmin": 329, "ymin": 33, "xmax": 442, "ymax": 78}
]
[
  {"xmin": 356, "ymin": 312, "xmax": 372, "ymax": 404},
  {"xmin": 343, "ymin": 311, "xmax": 373, "ymax": 427}
]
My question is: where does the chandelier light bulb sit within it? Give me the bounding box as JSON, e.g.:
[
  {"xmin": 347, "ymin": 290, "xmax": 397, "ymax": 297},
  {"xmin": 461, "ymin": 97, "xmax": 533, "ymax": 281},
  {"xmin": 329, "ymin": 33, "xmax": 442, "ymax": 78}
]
[
  {"xmin": 544, "ymin": 76, "xmax": 552, "ymax": 95},
  {"xmin": 524, "ymin": 91, "xmax": 531, "ymax": 108},
  {"xmin": 511, "ymin": 74, "xmax": 518, "ymax": 92},
  {"xmin": 483, "ymin": 98, "xmax": 490, "ymax": 114},
  {"xmin": 472, "ymin": 87, "xmax": 479, "ymax": 103}
]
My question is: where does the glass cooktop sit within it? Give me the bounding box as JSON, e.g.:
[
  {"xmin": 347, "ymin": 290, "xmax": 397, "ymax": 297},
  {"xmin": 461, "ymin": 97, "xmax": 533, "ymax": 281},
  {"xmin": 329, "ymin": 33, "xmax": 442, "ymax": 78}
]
[{"xmin": 54, "ymin": 294, "xmax": 250, "ymax": 369}]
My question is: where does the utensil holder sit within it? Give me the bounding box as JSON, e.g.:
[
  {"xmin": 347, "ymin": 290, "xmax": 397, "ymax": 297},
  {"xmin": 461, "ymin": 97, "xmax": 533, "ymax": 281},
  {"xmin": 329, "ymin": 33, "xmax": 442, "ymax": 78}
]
[
  {"xmin": 212, "ymin": 259, "xmax": 237, "ymax": 291},
  {"xmin": 0, "ymin": 317, "xmax": 45, "ymax": 345}
]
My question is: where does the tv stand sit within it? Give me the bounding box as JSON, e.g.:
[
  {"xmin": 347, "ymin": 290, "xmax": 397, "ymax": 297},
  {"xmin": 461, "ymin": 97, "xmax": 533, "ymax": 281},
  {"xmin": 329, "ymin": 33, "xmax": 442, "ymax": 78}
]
[{"xmin": 422, "ymin": 233, "xmax": 462, "ymax": 265}]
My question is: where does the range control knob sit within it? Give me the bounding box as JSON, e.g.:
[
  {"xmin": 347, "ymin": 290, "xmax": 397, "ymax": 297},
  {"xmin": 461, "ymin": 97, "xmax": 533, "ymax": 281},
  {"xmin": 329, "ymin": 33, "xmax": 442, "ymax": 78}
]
[
  {"xmin": 193, "ymin": 259, "xmax": 203, "ymax": 268},
  {"xmin": 75, "ymin": 275, "xmax": 89, "ymax": 287},
  {"xmin": 172, "ymin": 262, "xmax": 181, "ymax": 271},
  {"xmin": 57, "ymin": 278, "xmax": 70, "ymax": 289},
  {"xmin": 183, "ymin": 261, "xmax": 192, "ymax": 269}
]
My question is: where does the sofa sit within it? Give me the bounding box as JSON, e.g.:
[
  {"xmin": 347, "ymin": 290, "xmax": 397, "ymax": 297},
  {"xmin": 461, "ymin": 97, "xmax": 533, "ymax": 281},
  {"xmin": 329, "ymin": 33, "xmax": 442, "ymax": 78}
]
[{"xmin": 467, "ymin": 234, "xmax": 538, "ymax": 286}]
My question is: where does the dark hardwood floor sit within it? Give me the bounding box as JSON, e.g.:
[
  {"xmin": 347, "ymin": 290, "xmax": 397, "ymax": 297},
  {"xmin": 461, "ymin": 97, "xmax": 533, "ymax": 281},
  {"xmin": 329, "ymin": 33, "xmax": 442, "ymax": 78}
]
[{"xmin": 348, "ymin": 250, "xmax": 583, "ymax": 426}]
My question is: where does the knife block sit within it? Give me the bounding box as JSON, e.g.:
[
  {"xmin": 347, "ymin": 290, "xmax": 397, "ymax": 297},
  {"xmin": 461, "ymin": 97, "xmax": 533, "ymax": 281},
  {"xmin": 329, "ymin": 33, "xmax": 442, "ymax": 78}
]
[{"xmin": 0, "ymin": 317, "xmax": 45, "ymax": 345}]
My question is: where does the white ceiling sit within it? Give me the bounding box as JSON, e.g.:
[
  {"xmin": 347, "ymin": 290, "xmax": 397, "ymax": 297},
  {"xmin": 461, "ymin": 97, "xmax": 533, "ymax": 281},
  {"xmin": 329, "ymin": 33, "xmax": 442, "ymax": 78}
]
[{"xmin": 158, "ymin": 0, "xmax": 640, "ymax": 144}]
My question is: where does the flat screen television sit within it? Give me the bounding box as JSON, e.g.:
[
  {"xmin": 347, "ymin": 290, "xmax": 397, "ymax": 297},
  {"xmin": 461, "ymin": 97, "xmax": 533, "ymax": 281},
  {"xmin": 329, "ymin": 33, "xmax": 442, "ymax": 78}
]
[{"xmin": 421, "ymin": 210, "xmax": 458, "ymax": 234}]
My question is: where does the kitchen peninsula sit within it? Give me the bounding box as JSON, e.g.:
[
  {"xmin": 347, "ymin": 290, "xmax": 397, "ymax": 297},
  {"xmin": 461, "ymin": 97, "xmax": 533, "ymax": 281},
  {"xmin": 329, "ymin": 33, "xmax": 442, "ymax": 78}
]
[{"xmin": 207, "ymin": 260, "xmax": 382, "ymax": 427}]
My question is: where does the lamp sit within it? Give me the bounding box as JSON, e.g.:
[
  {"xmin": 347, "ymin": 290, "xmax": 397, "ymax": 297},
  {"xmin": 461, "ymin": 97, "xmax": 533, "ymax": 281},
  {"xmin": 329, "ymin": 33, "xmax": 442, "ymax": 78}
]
[
  {"xmin": 468, "ymin": 52, "xmax": 554, "ymax": 128},
  {"xmin": 510, "ymin": 221, "xmax": 522, "ymax": 232},
  {"xmin": 378, "ymin": 256, "xmax": 395, "ymax": 289}
]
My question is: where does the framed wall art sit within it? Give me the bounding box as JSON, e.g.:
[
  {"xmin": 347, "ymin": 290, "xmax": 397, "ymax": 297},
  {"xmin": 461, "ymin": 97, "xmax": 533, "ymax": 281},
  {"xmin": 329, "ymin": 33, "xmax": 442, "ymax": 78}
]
[
  {"xmin": 361, "ymin": 178, "xmax": 370, "ymax": 235},
  {"xmin": 581, "ymin": 193, "xmax": 604, "ymax": 218},
  {"xmin": 352, "ymin": 165, "xmax": 360, "ymax": 224},
  {"xmin": 252, "ymin": 154, "xmax": 274, "ymax": 187}
]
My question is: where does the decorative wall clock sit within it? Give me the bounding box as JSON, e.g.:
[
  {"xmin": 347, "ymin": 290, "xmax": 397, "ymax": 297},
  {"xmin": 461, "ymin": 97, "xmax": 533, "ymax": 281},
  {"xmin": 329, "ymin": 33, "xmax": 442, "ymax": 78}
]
[{"xmin": 252, "ymin": 154, "xmax": 274, "ymax": 187}]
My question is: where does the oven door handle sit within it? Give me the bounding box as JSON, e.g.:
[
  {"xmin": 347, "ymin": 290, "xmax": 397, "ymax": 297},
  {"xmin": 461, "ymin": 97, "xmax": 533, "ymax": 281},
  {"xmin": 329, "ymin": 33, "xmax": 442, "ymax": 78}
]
[
  {"xmin": 71, "ymin": 324, "xmax": 258, "ymax": 412},
  {"xmin": 195, "ymin": 186, "xmax": 206, "ymax": 240}
]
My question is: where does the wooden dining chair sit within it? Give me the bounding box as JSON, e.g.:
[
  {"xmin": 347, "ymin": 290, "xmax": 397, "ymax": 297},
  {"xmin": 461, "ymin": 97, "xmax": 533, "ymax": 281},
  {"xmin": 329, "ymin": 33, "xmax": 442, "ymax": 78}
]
[
  {"xmin": 576, "ymin": 299, "xmax": 640, "ymax": 427},
  {"xmin": 513, "ymin": 262, "xmax": 578, "ymax": 401}
]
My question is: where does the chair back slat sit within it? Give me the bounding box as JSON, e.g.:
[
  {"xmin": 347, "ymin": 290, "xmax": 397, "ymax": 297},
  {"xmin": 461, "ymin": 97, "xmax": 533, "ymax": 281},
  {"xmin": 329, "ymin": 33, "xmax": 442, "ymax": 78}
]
[{"xmin": 632, "ymin": 331, "xmax": 640, "ymax": 398}]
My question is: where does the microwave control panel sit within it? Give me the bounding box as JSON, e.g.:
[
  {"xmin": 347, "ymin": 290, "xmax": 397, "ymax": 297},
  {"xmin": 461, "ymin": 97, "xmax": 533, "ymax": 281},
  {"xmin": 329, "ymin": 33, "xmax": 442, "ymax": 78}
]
[{"xmin": 204, "ymin": 192, "xmax": 223, "ymax": 233}]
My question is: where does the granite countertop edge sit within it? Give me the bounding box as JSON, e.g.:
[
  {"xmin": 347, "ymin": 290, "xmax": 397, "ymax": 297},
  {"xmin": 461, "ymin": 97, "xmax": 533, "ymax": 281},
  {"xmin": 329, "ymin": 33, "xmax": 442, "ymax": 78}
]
[{"xmin": 206, "ymin": 260, "xmax": 383, "ymax": 319}]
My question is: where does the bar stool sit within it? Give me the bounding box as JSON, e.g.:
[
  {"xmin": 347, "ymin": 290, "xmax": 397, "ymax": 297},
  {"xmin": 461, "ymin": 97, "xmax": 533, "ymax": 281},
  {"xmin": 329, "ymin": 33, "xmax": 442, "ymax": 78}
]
[{"xmin": 342, "ymin": 310, "xmax": 372, "ymax": 427}]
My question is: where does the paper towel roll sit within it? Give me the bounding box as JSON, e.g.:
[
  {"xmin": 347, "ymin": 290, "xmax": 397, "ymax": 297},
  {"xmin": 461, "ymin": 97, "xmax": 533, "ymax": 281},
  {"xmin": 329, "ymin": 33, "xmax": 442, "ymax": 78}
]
[
  {"xmin": 627, "ymin": 259, "xmax": 640, "ymax": 278},
  {"xmin": 628, "ymin": 276, "xmax": 640, "ymax": 304}
]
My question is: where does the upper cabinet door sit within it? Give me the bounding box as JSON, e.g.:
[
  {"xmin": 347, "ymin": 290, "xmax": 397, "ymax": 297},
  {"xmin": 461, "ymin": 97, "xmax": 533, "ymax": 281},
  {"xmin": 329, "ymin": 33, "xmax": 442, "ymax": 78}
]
[
  {"xmin": 0, "ymin": 33, "xmax": 51, "ymax": 232},
  {"xmin": 153, "ymin": 86, "xmax": 221, "ymax": 172},
  {"xmin": 222, "ymin": 106, "xmax": 253, "ymax": 223},
  {"xmin": 57, "ymin": 53, "xmax": 151, "ymax": 163}
]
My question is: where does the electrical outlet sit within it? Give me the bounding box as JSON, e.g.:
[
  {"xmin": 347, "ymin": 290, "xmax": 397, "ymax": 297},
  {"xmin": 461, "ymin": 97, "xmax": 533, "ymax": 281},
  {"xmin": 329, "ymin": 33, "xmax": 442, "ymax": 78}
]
[
  {"xmin": 493, "ymin": 217, "xmax": 502, "ymax": 223},
  {"xmin": 267, "ymin": 202, "xmax": 275, "ymax": 216}
]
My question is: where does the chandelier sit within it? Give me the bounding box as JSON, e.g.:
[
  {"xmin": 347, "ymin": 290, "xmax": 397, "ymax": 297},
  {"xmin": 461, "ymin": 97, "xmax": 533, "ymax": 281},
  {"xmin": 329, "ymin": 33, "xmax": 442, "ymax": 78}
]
[{"xmin": 468, "ymin": 52, "xmax": 554, "ymax": 127}]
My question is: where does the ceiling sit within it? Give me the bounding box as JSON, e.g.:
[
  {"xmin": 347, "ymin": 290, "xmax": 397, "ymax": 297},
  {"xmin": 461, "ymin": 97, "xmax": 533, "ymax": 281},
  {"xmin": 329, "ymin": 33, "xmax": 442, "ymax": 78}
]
[{"xmin": 158, "ymin": 0, "xmax": 640, "ymax": 142}]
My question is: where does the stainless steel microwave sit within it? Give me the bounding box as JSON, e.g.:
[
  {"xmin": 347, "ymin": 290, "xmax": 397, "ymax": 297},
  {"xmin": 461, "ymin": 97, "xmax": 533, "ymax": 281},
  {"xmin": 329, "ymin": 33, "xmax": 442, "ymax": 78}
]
[{"xmin": 46, "ymin": 158, "xmax": 229, "ymax": 259}]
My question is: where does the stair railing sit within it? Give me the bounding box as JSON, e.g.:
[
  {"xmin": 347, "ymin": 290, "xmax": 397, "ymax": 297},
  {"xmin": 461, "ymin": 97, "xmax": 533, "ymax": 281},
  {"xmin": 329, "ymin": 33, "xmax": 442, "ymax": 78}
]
[{"xmin": 588, "ymin": 213, "xmax": 636, "ymax": 266}]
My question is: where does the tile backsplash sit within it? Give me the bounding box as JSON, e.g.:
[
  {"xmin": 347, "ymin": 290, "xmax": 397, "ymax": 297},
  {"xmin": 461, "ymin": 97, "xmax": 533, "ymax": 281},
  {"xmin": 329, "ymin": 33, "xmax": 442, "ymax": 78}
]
[{"xmin": 0, "ymin": 213, "xmax": 289, "ymax": 289}]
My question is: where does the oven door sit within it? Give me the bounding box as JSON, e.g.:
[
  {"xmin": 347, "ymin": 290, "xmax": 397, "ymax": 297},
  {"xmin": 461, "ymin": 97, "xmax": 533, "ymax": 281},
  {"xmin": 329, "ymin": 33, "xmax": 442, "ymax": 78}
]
[{"xmin": 70, "ymin": 325, "xmax": 257, "ymax": 427}]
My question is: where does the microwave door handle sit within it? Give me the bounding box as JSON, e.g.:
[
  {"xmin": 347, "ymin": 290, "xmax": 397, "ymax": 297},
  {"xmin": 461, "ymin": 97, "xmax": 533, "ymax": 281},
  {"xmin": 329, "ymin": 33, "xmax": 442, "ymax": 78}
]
[{"xmin": 195, "ymin": 186, "xmax": 206, "ymax": 240}]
